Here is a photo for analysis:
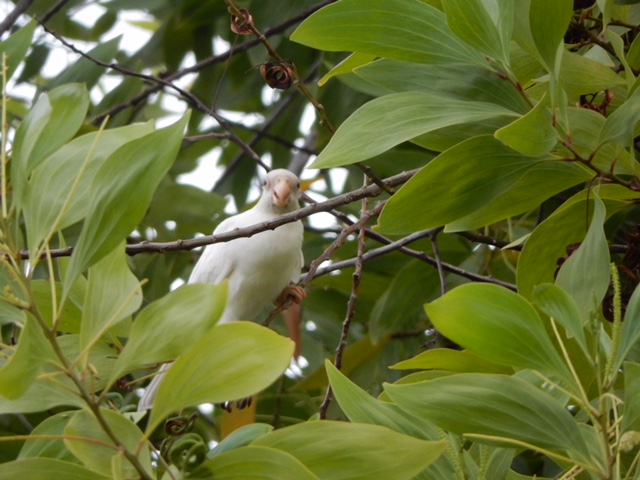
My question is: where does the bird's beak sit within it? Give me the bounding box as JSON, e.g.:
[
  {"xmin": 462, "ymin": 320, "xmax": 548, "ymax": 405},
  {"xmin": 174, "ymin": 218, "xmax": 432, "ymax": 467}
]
[{"xmin": 272, "ymin": 177, "xmax": 293, "ymax": 207}]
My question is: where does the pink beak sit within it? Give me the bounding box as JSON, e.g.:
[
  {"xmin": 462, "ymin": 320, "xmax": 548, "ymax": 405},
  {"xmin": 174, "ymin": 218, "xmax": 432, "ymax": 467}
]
[{"xmin": 272, "ymin": 177, "xmax": 292, "ymax": 207}]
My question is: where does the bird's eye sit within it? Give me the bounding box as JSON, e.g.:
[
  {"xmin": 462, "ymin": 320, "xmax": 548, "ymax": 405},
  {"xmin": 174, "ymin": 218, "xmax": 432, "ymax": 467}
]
[{"xmin": 296, "ymin": 182, "xmax": 300, "ymax": 189}]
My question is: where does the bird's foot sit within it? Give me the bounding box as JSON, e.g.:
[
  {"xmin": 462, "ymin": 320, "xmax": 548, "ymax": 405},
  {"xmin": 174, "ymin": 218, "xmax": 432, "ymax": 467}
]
[{"xmin": 274, "ymin": 284, "xmax": 306, "ymax": 307}]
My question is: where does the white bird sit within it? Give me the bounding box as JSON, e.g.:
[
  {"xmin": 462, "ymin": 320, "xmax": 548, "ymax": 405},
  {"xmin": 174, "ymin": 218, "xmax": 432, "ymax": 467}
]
[{"xmin": 138, "ymin": 169, "xmax": 306, "ymax": 410}]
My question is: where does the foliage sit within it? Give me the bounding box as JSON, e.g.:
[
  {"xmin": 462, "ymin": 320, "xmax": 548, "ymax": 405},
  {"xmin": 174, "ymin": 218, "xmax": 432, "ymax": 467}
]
[{"xmin": 1, "ymin": 0, "xmax": 640, "ymax": 478}]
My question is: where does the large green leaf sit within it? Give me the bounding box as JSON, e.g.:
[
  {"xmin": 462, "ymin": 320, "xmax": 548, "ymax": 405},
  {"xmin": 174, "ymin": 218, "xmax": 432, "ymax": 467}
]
[
  {"xmin": 598, "ymin": 87, "xmax": 640, "ymax": 147},
  {"xmin": 291, "ymin": 0, "xmax": 486, "ymax": 66},
  {"xmin": 64, "ymin": 408, "xmax": 152, "ymax": 478},
  {"xmin": 23, "ymin": 122, "xmax": 154, "ymax": 256},
  {"xmin": 425, "ymin": 283, "xmax": 572, "ymax": 382},
  {"xmin": 384, "ymin": 374, "xmax": 596, "ymax": 469},
  {"xmin": 495, "ymin": 95, "xmax": 557, "ymax": 156},
  {"xmin": 0, "ymin": 314, "xmax": 54, "ymax": 400},
  {"xmin": 555, "ymin": 195, "xmax": 610, "ymax": 321},
  {"xmin": 622, "ymin": 362, "xmax": 640, "ymax": 435},
  {"xmin": 616, "ymin": 285, "xmax": 640, "ymax": 372},
  {"xmin": 533, "ymin": 283, "xmax": 589, "ymax": 358},
  {"xmin": 192, "ymin": 446, "xmax": 319, "ymax": 480},
  {"xmin": 445, "ymin": 159, "xmax": 592, "ymax": 232},
  {"xmin": 148, "ymin": 322, "xmax": 294, "ymax": 432},
  {"xmin": 0, "ymin": 21, "xmax": 36, "ymax": 81},
  {"xmin": 111, "ymin": 283, "xmax": 226, "ymax": 381},
  {"xmin": 441, "ymin": 0, "xmax": 512, "ymax": 65},
  {"xmin": 64, "ymin": 112, "xmax": 189, "ymax": 292},
  {"xmin": 19, "ymin": 412, "xmax": 76, "ymax": 462},
  {"xmin": 79, "ymin": 244, "xmax": 142, "ymax": 366},
  {"xmin": 392, "ymin": 348, "xmax": 513, "ymax": 374},
  {"xmin": 377, "ymin": 136, "xmax": 583, "ymax": 235},
  {"xmin": 0, "ymin": 458, "xmax": 110, "ymax": 480},
  {"xmin": 311, "ymin": 93, "xmax": 517, "ymax": 168},
  {"xmin": 326, "ymin": 361, "xmax": 458, "ymax": 479},
  {"xmin": 529, "ymin": 0, "xmax": 573, "ymax": 74},
  {"xmin": 11, "ymin": 84, "xmax": 90, "ymax": 208},
  {"xmin": 253, "ymin": 421, "xmax": 447, "ymax": 480},
  {"xmin": 560, "ymin": 50, "xmax": 626, "ymax": 97},
  {"xmin": 517, "ymin": 186, "xmax": 640, "ymax": 300},
  {"xmin": 354, "ymin": 61, "xmax": 530, "ymax": 113}
]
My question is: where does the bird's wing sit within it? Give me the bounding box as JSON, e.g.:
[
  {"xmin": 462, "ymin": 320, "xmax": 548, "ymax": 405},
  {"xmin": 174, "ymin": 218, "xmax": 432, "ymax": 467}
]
[{"xmin": 187, "ymin": 215, "xmax": 246, "ymax": 285}]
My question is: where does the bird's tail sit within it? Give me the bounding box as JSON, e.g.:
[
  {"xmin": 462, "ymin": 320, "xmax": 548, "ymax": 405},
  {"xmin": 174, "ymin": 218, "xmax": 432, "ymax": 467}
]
[{"xmin": 137, "ymin": 363, "xmax": 172, "ymax": 411}]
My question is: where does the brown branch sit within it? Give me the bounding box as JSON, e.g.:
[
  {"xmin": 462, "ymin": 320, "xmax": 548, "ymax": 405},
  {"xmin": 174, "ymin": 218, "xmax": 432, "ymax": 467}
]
[
  {"xmin": 92, "ymin": 0, "xmax": 338, "ymax": 123},
  {"xmin": 307, "ymin": 230, "xmax": 518, "ymax": 292},
  {"xmin": 18, "ymin": 170, "xmax": 419, "ymax": 260},
  {"xmin": 0, "ymin": 0, "xmax": 33, "ymax": 36},
  {"xmin": 319, "ymin": 177, "xmax": 370, "ymax": 419}
]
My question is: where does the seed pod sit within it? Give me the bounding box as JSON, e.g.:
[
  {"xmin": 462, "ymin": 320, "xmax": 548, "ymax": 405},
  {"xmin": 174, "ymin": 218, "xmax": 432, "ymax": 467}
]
[
  {"xmin": 230, "ymin": 8, "xmax": 253, "ymax": 35},
  {"xmin": 260, "ymin": 61, "xmax": 294, "ymax": 90}
]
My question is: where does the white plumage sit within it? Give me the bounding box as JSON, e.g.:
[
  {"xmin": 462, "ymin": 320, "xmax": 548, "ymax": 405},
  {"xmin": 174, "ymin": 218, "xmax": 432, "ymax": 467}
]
[{"xmin": 138, "ymin": 169, "xmax": 305, "ymax": 410}]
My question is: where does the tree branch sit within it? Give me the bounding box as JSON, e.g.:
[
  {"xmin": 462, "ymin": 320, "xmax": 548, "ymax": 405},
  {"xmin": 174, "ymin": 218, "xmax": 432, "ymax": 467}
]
[
  {"xmin": 0, "ymin": 0, "xmax": 33, "ymax": 37},
  {"xmin": 18, "ymin": 170, "xmax": 418, "ymax": 260}
]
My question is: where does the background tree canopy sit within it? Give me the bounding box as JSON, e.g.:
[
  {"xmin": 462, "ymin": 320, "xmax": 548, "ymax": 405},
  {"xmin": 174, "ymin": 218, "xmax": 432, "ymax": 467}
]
[{"xmin": 1, "ymin": 0, "xmax": 640, "ymax": 478}]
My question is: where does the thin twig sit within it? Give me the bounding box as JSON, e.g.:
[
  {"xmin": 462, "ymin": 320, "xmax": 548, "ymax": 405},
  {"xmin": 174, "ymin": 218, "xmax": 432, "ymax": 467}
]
[
  {"xmin": 0, "ymin": 0, "xmax": 33, "ymax": 36},
  {"xmin": 319, "ymin": 176, "xmax": 370, "ymax": 419},
  {"xmin": 429, "ymin": 228, "xmax": 447, "ymax": 296}
]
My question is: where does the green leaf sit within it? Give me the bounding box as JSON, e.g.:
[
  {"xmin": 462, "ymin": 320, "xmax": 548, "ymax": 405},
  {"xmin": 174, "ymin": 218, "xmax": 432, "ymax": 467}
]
[
  {"xmin": 326, "ymin": 361, "xmax": 443, "ymax": 440},
  {"xmin": 318, "ymin": 52, "xmax": 377, "ymax": 86},
  {"xmin": 384, "ymin": 373, "xmax": 595, "ymax": 468},
  {"xmin": 377, "ymin": 136, "xmax": 584, "ymax": 235},
  {"xmin": 64, "ymin": 112, "xmax": 189, "ymax": 292},
  {"xmin": 391, "ymin": 348, "xmax": 513, "ymax": 374},
  {"xmin": 23, "ymin": 122, "xmax": 154, "ymax": 255},
  {"xmin": 622, "ymin": 362, "xmax": 640, "ymax": 434},
  {"xmin": 0, "ymin": 21, "xmax": 36, "ymax": 81},
  {"xmin": 555, "ymin": 195, "xmax": 610, "ymax": 321},
  {"xmin": 0, "ymin": 315, "xmax": 53, "ymax": 400},
  {"xmin": 148, "ymin": 322, "xmax": 294, "ymax": 432},
  {"xmin": 517, "ymin": 186, "xmax": 640, "ymax": 300},
  {"xmin": 354, "ymin": 60, "xmax": 531, "ymax": 113},
  {"xmin": 207, "ymin": 424, "xmax": 274, "ymax": 459},
  {"xmin": 425, "ymin": 284, "xmax": 572, "ymax": 382},
  {"xmin": 445, "ymin": 159, "xmax": 592, "ymax": 231},
  {"xmin": 11, "ymin": 84, "xmax": 90, "ymax": 208},
  {"xmin": 598, "ymin": 87, "xmax": 640, "ymax": 147},
  {"xmin": 253, "ymin": 421, "xmax": 447, "ymax": 480},
  {"xmin": 529, "ymin": 0, "xmax": 573, "ymax": 73},
  {"xmin": 442, "ymin": 0, "xmax": 512, "ymax": 65},
  {"xmin": 19, "ymin": 412, "xmax": 76, "ymax": 462},
  {"xmin": 312, "ymin": 93, "xmax": 516, "ymax": 168},
  {"xmin": 192, "ymin": 446, "xmax": 319, "ymax": 480},
  {"xmin": 369, "ymin": 260, "xmax": 439, "ymax": 342},
  {"xmin": 64, "ymin": 408, "xmax": 152, "ymax": 478},
  {"xmin": 291, "ymin": 0, "xmax": 486, "ymax": 67},
  {"xmin": 495, "ymin": 95, "xmax": 557, "ymax": 156},
  {"xmin": 79, "ymin": 244, "xmax": 142, "ymax": 366},
  {"xmin": 50, "ymin": 37, "xmax": 121, "ymax": 89},
  {"xmin": 111, "ymin": 283, "xmax": 227, "ymax": 380},
  {"xmin": 616, "ymin": 285, "xmax": 640, "ymax": 371},
  {"xmin": 560, "ymin": 50, "xmax": 626, "ymax": 97},
  {"xmin": 533, "ymin": 283, "xmax": 589, "ymax": 358},
  {"xmin": 0, "ymin": 458, "xmax": 110, "ymax": 480},
  {"xmin": 325, "ymin": 361, "xmax": 458, "ymax": 478}
]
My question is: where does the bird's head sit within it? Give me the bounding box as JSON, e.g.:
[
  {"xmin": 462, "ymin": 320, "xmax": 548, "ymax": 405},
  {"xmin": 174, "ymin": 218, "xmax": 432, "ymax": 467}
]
[{"xmin": 262, "ymin": 169, "xmax": 302, "ymax": 212}]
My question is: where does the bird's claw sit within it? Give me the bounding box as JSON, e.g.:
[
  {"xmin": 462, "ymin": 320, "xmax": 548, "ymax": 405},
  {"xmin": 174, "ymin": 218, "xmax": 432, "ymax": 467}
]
[{"xmin": 274, "ymin": 284, "xmax": 306, "ymax": 307}]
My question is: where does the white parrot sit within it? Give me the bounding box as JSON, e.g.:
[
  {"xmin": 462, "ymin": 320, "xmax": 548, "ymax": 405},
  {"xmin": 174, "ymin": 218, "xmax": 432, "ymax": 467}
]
[{"xmin": 138, "ymin": 169, "xmax": 306, "ymax": 410}]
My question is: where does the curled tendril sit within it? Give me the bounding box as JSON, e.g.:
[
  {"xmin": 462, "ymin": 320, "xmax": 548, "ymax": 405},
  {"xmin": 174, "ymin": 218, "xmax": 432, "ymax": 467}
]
[
  {"xmin": 164, "ymin": 412, "xmax": 199, "ymax": 436},
  {"xmin": 260, "ymin": 61, "xmax": 294, "ymax": 90},
  {"xmin": 230, "ymin": 8, "xmax": 254, "ymax": 35},
  {"xmin": 168, "ymin": 433, "xmax": 208, "ymax": 473}
]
